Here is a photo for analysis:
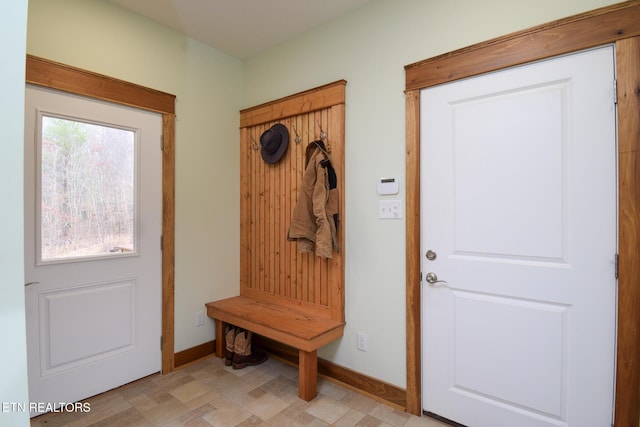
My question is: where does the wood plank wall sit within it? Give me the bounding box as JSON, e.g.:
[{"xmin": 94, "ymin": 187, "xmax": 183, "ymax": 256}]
[{"xmin": 239, "ymin": 81, "xmax": 346, "ymax": 322}]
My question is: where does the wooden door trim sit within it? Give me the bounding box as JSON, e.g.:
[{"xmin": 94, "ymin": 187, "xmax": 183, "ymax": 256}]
[
  {"xmin": 404, "ymin": 2, "xmax": 640, "ymax": 425},
  {"xmin": 405, "ymin": 1, "xmax": 640, "ymax": 91},
  {"xmin": 26, "ymin": 55, "xmax": 177, "ymax": 374}
]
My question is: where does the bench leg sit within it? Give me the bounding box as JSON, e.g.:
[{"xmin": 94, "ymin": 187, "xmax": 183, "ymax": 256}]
[
  {"xmin": 215, "ymin": 320, "xmax": 227, "ymax": 358},
  {"xmin": 298, "ymin": 350, "xmax": 318, "ymax": 401}
]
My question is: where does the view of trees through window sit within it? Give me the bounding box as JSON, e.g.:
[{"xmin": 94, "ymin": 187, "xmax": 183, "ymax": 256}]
[{"xmin": 40, "ymin": 115, "xmax": 136, "ymax": 261}]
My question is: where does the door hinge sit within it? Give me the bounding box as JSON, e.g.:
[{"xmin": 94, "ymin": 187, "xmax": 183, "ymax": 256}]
[
  {"xmin": 615, "ymin": 253, "xmax": 619, "ymax": 279},
  {"xmin": 161, "ymin": 135, "xmax": 164, "ymax": 151},
  {"xmin": 161, "ymin": 235, "xmax": 164, "ymax": 251},
  {"xmin": 160, "ymin": 336, "xmax": 163, "ymax": 350},
  {"xmin": 613, "ymin": 79, "xmax": 618, "ymax": 105}
]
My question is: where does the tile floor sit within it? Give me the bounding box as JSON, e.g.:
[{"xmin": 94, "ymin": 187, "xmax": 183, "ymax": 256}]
[{"xmin": 30, "ymin": 355, "xmax": 450, "ymax": 427}]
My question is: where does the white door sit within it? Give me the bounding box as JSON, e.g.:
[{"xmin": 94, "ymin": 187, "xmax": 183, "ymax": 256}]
[
  {"xmin": 420, "ymin": 46, "xmax": 617, "ymax": 427},
  {"xmin": 24, "ymin": 85, "xmax": 162, "ymax": 415}
]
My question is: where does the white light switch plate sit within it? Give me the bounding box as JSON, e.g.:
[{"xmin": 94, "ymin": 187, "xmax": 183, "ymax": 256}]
[{"xmin": 379, "ymin": 200, "xmax": 402, "ymax": 219}]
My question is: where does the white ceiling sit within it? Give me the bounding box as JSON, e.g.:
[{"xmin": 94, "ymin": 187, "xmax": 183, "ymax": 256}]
[{"xmin": 106, "ymin": 0, "xmax": 371, "ymax": 59}]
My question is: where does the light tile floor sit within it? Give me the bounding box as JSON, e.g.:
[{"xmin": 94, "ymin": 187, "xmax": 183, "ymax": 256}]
[{"xmin": 30, "ymin": 355, "xmax": 450, "ymax": 427}]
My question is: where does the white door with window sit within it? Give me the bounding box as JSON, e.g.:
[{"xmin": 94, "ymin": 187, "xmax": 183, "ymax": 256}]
[
  {"xmin": 24, "ymin": 85, "xmax": 162, "ymax": 415},
  {"xmin": 421, "ymin": 46, "xmax": 617, "ymax": 427}
]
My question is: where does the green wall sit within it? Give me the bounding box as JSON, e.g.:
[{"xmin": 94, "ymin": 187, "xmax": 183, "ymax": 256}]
[
  {"xmin": 27, "ymin": 0, "xmax": 244, "ymax": 353},
  {"xmin": 242, "ymin": 0, "xmax": 621, "ymax": 387},
  {"xmin": 0, "ymin": 1, "xmax": 30, "ymax": 426},
  {"xmin": 25, "ymin": 0, "xmax": 622, "ymax": 393}
]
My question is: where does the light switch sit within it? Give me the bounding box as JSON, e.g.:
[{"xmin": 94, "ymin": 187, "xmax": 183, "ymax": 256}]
[{"xmin": 379, "ymin": 200, "xmax": 402, "ymax": 219}]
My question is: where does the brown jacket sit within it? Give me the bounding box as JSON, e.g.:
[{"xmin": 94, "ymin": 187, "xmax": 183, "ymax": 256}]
[{"xmin": 288, "ymin": 141, "xmax": 339, "ymax": 258}]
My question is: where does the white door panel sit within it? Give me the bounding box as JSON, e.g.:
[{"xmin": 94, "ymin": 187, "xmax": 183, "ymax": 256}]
[
  {"xmin": 421, "ymin": 46, "xmax": 616, "ymax": 427},
  {"xmin": 24, "ymin": 85, "xmax": 162, "ymax": 415},
  {"xmin": 40, "ymin": 280, "xmax": 135, "ymax": 374}
]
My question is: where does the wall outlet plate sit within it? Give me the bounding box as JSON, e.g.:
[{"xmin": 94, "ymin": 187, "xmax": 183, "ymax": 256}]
[
  {"xmin": 379, "ymin": 200, "xmax": 402, "ymax": 219},
  {"xmin": 357, "ymin": 332, "xmax": 368, "ymax": 351},
  {"xmin": 195, "ymin": 310, "xmax": 205, "ymax": 326}
]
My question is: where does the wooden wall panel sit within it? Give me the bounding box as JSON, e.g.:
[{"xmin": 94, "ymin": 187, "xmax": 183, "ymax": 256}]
[
  {"xmin": 244, "ymin": 115, "xmax": 333, "ymax": 305},
  {"xmin": 239, "ymin": 81, "xmax": 346, "ymax": 322}
]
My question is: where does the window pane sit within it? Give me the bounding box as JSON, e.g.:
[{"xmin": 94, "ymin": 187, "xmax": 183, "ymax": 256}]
[{"xmin": 40, "ymin": 115, "xmax": 136, "ymax": 261}]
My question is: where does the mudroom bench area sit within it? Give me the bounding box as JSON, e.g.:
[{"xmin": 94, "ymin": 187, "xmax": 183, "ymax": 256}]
[{"xmin": 206, "ymin": 81, "xmax": 346, "ymax": 402}]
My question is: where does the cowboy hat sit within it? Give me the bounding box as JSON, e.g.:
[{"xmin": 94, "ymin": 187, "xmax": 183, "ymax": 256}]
[{"xmin": 260, "ymin": 123, "xmax": 289, "ymax": 164}]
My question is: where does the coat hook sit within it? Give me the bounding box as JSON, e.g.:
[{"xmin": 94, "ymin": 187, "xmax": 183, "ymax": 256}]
[
  {"xmin": 292, "ymin": 125, "xmax": 302, "ymax": 144},
  {"xmin": 250, "ymin": 134, "xmax": 260, "ymax": 150},
  {"xmin": 317, "ymin": 121, "xmax": 327, "ymax": 141}
]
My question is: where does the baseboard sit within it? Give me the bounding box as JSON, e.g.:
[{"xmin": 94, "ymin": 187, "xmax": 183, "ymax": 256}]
[
  {"xmin": 253, "ymin": 335, "xmax": 407, "ymax": 410},
  {"xmin": 173, "ymin": 336, "xmax": 407, "ymax": 411},
  {"xmin": 174, "ymin": 340, "xmax": 216, "ymax": 368}
]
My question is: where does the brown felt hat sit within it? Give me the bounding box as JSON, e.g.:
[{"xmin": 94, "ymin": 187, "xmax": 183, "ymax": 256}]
[{"xmin": 260, "ymin": 123, "xmax": 289, "ymax": 164}]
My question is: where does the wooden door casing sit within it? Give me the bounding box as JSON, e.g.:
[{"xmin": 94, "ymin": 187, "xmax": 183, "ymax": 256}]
[
  {"xmin": 404, "ymin": 2, "xmax": 640, "ymax": 425},
  {"xmin": 25, "ymin": 55, "xmax": 177, "ymax": 375}
]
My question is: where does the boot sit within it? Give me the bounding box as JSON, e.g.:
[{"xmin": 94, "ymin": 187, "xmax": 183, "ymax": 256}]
[
  {"xmin": 232, "ymin": 329, "xmax": 267, "ymax": 369},
  {"xmin": 224, "ymin": 326, "xmax": 236, "ymax": 366}
]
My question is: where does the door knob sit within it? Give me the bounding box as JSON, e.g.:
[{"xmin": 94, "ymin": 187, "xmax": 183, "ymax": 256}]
[
  {"xmin": 425, "ymin": 272, "xmax": 447, "ymax": 285},
  {"xmin": 425, "ymin": 250, "xmax": 437, "ymax": 261}
]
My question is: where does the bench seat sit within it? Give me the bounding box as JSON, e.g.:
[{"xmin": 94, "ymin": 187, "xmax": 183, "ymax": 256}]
[{"xmin": 206, "ymin": 296, "xmax": 345, "ymax": 401}]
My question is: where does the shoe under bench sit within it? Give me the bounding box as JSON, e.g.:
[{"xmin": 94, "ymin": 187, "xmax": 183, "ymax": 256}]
[{"xmin": 206, "ymin": 296, "xmax": 345, "ymax": 401}]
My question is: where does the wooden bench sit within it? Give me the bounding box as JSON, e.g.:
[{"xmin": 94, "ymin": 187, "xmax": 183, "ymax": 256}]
[
  {"xmin": 206, "ymin": 81, "xmax": 347, "ymax": 402},
  {"xmin": 206, "ymin": 296, "xmax": 345, "ymax": 400}
]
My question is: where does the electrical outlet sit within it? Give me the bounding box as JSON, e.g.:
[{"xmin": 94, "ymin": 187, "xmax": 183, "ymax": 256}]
[
  {"xmin": 357, "ymin": 332, "xmax": 368, "ymax": 351},
  {"xmin": 195, "ymin": 310, "xmax": 205, "ymax": 326}
]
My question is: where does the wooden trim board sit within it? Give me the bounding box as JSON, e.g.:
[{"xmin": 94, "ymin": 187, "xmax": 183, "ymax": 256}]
[
  {"xmin": 405, "ymin": 1, "xmax": 640, "ymax": 91},
  {"xmin": 253, "ymin": 336, "xmax": 407, "ymax": 410},
  {"xmin": 239, "ymin": 80, "xmax": 347, "ymax": 128},
  {"xmin": 615, "ymin": 34, "xmax": 640, "ymax": 427},
  {"xmin": 174, "ymin": 340, "xmax": 216, "ymax": 369},
  {"xmin": 26, "ymin": 55, "xmax": 175, "ymax": 115}
]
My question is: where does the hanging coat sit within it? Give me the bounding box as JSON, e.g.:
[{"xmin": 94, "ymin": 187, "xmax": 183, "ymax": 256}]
[{"xmin": 288, "ymin": 140, "xmax": 339, "ymax": 258}]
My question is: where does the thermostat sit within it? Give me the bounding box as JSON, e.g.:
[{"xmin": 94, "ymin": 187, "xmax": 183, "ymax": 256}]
[{"xmin": 378, "ymin": 177, "xmax": 399, "ymax": 195}]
